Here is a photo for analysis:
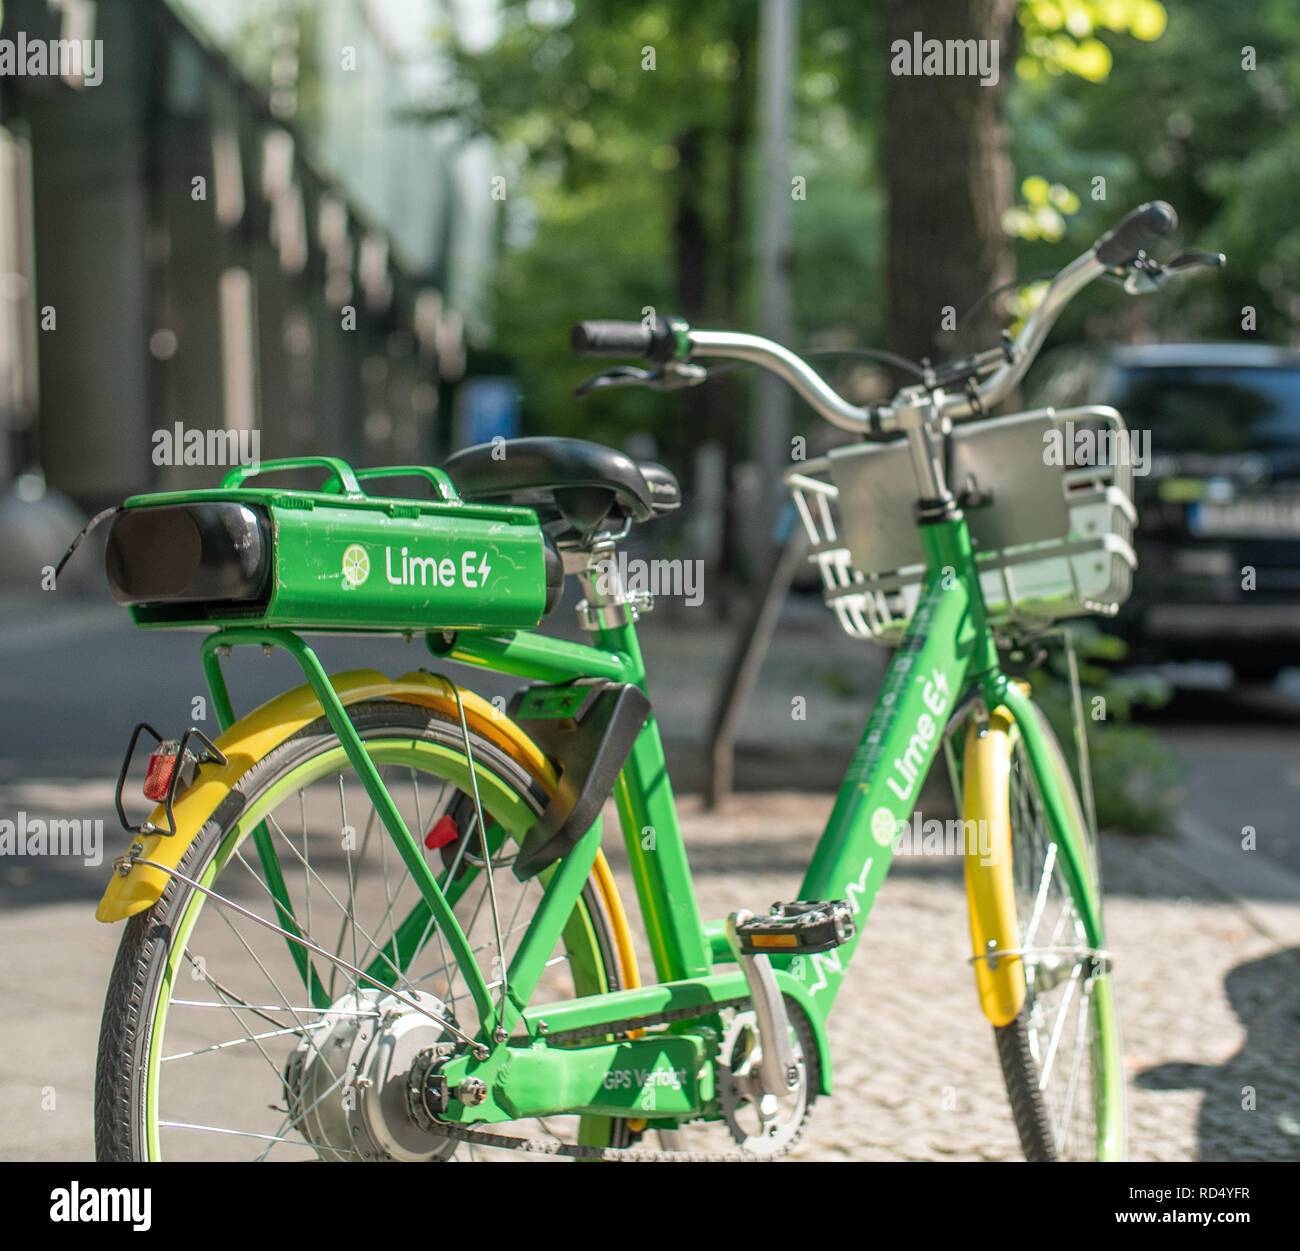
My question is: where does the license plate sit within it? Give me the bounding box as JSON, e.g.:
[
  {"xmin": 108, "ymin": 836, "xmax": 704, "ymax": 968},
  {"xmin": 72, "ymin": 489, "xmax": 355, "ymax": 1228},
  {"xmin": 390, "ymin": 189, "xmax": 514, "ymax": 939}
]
[{"xmin": 1189, "ymin": 498, "xmax": 1300, "ymax": 537}]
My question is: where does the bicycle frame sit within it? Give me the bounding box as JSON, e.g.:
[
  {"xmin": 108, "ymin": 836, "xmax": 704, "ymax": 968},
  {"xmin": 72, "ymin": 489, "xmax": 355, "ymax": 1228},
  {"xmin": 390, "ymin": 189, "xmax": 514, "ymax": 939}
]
[{"xmin": 179, "ymin": 503, "xmax": 1107, "ymax": 1127}]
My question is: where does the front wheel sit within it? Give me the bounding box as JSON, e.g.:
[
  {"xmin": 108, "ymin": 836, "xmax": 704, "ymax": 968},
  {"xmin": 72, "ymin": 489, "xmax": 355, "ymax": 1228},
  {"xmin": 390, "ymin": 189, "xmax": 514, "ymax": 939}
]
[{"xmin": 962, "ymin": 699, "xmax": 1125, "ymax": 1161}]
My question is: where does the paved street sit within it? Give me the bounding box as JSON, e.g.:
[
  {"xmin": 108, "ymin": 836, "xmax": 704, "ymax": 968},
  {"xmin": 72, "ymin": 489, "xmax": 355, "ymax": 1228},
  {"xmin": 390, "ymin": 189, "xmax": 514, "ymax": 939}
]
[{"xmin": 1, "ymin": 591, "xmax": 1298, "ymax": 1161}]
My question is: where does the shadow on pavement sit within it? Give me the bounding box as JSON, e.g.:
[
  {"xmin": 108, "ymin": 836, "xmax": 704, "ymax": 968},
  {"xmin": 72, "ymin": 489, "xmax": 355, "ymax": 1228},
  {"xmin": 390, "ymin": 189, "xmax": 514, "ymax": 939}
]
[{"xmin": 1137, "ymin": 948, "xmax": 1300, "ymax": 1162}]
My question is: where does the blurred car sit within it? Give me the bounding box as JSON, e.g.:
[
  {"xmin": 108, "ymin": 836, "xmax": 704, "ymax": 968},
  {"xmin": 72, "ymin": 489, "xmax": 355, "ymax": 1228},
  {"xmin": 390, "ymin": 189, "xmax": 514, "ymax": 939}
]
[{"xmin": 1028, "ymin": 342, "xmax": 1300, "ymax": 682}]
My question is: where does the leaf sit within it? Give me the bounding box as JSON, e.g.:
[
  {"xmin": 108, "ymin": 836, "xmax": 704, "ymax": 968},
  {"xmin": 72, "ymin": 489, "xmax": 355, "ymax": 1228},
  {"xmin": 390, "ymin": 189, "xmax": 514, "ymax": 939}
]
[{"xmin": 1022, "ymin": 174, "xmax": 1052, "ymax": 206}]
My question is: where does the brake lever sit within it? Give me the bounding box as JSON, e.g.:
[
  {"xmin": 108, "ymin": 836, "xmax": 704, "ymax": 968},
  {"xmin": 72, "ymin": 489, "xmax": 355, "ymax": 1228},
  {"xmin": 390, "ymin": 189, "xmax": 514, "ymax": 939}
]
[
  {"xmin": 1163, "ymin": 249, "xmax": 1227, "ymax": 275},
  {"xmin": 575, "ymin": 366, "xmax": 651, "ymax": 397},
  {"xmin": 575, "ymin": 361, "xmax": 708, "ymax": 398}
]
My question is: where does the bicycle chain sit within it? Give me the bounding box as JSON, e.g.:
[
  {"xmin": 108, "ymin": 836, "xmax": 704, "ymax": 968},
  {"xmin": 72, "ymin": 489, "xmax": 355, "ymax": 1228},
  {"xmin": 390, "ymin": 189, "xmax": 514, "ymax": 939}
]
[
  {"xmin": 430, "ymin": 1120, "xmax": 771, "ymax": 1162},
  {"xmin": 540, "ymin": 995, "xmax": 751, "ymax": 1044},
  {"xmin": 414, "ymin": 996, "xmax": 785, "ymax": 1161}
]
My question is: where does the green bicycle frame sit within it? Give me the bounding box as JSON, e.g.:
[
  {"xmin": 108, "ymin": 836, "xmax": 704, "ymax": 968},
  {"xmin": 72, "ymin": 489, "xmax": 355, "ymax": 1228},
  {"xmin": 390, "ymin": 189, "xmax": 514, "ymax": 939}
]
[{"xmin": 192, "ymin": 504, "xmax": 1108, "ymax": 1127}]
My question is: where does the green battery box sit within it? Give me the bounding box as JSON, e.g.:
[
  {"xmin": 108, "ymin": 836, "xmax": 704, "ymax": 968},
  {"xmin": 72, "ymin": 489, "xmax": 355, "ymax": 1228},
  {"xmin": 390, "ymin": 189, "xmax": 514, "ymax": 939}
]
[{"xmin": 104, "ymin": 458, "xmax": 557, "ymax": 633}]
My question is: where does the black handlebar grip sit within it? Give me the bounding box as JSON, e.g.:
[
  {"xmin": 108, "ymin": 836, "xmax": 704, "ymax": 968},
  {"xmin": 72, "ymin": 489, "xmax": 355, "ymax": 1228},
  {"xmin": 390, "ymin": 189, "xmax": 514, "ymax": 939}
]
[
  {"xmin": 571, "ymin": 316, "xmax": 678, "ymax": 362},
  {"xmin": 1093, "ymin": 200, "xmax": 1178, "ymax": 268}
]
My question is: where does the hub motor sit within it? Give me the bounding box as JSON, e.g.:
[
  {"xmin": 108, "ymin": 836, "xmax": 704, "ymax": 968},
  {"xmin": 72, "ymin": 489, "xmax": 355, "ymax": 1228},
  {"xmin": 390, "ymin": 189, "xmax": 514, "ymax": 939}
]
[{"xmin": 283, "ymin": 988, "xmax": 458, "ymax": 1161}]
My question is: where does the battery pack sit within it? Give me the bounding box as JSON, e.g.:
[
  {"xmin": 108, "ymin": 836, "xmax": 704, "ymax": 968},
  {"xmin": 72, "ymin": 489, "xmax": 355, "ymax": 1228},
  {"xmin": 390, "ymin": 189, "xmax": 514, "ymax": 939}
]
[{"xmin": 105, "ymin": 459, "xmax": 553, "ymax": 633}]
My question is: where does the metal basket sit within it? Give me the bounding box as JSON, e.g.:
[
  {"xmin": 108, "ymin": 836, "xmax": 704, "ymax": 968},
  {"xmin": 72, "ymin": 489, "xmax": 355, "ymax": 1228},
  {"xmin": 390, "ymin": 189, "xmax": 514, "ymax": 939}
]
[{"xmin": 786, "ymin": 406, "xmax": 1138, "ymax": 644}]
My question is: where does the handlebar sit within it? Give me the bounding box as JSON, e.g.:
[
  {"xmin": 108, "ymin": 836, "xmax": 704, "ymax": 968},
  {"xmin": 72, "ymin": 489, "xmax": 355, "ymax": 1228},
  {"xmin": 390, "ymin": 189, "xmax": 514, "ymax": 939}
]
[
  {"xmin": 947, "ymin": 248, "xmax": 1103, "ymax": 419},
  {"xmin": 947, "ymin": 200, "xmax": 1183, "ymax": 419},
  {"xmin": 572, "ymin": 201, "xmax": 1213, "ymax": 434},
  {"xmin": 571, "ymin": 316, "xmax": 679, "ymax": 363}
]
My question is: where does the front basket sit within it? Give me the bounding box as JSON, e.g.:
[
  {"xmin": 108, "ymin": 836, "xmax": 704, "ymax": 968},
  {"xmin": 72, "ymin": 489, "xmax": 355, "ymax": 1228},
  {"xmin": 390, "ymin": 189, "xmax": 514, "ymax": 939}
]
[{"xmin": 786, "ymin": 406, "xmax": 1138, "ymax": 644}]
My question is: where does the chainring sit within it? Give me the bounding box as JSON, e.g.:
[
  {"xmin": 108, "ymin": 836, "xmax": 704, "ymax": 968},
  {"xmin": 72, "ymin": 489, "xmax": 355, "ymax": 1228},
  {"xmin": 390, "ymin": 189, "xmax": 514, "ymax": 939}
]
[{"xmin": 716, "ymin": 1008, "xmax": 812, "ymax": 1157}]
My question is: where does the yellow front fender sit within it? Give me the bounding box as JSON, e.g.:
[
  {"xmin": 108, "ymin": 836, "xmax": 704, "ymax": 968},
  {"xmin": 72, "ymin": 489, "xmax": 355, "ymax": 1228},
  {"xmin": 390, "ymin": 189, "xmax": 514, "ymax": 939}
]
[
  {"xmin": 962, "ymin": 706, "xmax": 1026, "ymax": 1028},
  {"xmin": 96, "ymin": 669, "xmax": 556, "ymax": 923}
]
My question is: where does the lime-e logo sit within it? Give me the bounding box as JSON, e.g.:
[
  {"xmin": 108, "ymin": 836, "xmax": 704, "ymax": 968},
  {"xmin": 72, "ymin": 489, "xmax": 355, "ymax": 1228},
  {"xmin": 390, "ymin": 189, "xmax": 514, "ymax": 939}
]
[
  {"xmin": 385, "ymin": 546, "xmax": 492, "ymax": 589},
  {"xmin": 341, "ymin": 545, "xmax": 370, "ymax": 588},
  {"xmin": 884, "ymin": 668, "xmax": 951, "ymax": 803}
]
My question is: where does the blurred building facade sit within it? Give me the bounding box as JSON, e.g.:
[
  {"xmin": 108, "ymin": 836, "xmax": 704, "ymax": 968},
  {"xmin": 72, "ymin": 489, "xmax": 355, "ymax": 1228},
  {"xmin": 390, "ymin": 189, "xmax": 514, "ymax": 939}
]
[{"xmin": 0, "ymin": 0, "xmax": 495, "ymax": 515}]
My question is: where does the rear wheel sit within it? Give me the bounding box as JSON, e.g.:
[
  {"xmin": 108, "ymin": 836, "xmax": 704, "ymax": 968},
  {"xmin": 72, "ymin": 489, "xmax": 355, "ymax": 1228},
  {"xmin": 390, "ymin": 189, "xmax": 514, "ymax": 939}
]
[{"xmin": 95, "ymin": 701, "xmax": 633, "ymax": 1161}]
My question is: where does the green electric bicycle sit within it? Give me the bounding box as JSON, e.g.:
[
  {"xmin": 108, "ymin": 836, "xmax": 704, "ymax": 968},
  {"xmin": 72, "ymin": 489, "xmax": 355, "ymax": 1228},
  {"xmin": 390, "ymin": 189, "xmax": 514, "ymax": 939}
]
[{"xmin": 92, "ymin": 202, "xmax": 1221, "ymax": 1162}]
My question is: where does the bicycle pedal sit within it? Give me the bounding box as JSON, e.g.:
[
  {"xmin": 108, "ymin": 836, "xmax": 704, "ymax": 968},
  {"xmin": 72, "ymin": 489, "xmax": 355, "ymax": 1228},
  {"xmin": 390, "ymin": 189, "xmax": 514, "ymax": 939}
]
[{"xmin": 733, "ymin": 900, "xmax": 855, "ymax": 956}]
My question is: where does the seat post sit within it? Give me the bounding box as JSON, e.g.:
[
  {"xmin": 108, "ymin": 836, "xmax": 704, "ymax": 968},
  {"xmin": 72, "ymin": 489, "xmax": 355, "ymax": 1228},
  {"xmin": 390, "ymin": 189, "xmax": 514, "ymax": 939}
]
[{"xmin": 571, "ymin": 540, "xmax": 651, "ymax": 632}]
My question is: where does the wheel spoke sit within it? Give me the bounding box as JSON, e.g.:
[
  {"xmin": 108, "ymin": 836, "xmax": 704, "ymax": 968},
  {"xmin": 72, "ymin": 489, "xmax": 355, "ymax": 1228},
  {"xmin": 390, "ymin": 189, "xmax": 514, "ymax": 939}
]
[
  {"xmin": 255, "ymin": 815, "xmax": 412, "ymax": 994},
  {"xmin": 1036, "ymin": 961, "xmax": 1081, "ymax": 1091},
  {"xmin": 1022, "ymin": 840, "xmax": 1058, "ymax": 950},
  {"xmin": 161, "ymin": 1020, "xmax": 328, "ymax": 1063},
  {"xmin": 159, "ymin": 1120, "xmax": 359, "ymax": 1157},
  {"xmin": 1053, "ymin": 975, "xmax": 1095, "ymax": 1153}
]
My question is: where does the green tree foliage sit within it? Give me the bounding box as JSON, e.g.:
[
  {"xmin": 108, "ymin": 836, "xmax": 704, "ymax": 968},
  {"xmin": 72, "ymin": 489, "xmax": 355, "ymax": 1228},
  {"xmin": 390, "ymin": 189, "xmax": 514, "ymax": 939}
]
[
  {"xmin": 438, "ymin": 3, "xmax": 905, "ymax": 460},
  {"xmin": 1029, "ymin": 624, "xmax": 1185, "ymax": 834},
  {"xmin": 442, "ymin": 0, "xmax": 1222, "ymax": 449},
  {"xmin": 1008, "ymin": 0, "xmax": 1299, "ymax": 343},
  {"xmin": 433, "ymin": 1, "xmax": 761, "ymax": 461}
]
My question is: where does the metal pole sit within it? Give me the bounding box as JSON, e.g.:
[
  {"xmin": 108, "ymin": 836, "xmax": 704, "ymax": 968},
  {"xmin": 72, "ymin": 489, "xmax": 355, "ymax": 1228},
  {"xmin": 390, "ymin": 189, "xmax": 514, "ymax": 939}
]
[
  {"xmin": 705, "ymin": 521, "xmax": 808, "ymax": 808},
  {"xmin": 754, "ymin": 0, "xmax": 797, "ymax": 525},
  {"xmin": 702, "ymin": 4, "xmax": 800, "ymax": 806},
  {"xmin": 702, "ymin": 0, "xmax": 801, "ymax": 807}
]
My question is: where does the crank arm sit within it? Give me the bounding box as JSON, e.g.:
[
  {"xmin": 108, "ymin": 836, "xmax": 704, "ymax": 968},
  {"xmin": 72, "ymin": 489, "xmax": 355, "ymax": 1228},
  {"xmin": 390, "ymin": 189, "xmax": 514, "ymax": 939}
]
[{"xmin": 726, "ymin": 910, "xmax": 802, "ymax": 1101}]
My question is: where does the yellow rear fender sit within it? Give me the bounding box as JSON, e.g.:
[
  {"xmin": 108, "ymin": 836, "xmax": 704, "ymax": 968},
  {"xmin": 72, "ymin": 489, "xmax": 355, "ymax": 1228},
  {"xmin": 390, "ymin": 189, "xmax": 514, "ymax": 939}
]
[
  {"xmin": 95, "ymin": 669, "xmax": 556, "ymax": 923},
  {"xmin": 962, "ymin": 706, "xmax": 1026, "ymax": 1027}
]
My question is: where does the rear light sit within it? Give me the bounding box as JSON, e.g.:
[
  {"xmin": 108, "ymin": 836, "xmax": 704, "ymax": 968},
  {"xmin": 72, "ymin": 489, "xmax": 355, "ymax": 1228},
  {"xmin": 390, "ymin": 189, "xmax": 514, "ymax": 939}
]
[
  {"xmin": 115, "ymin": 723, "xmax": 228, "ymax": 839},
  {"xmin": 142, "ymin": 741, "xmax": 206, "ymax": 803},
  {"xmin": 142, "ymin": 743, "xmax": 182, "ymax": 802}
]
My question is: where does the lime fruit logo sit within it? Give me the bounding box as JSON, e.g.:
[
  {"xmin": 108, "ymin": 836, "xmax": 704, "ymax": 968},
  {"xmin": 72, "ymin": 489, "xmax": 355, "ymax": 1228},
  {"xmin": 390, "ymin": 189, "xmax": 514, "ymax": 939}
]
[
  {"xmin": 870, "ymin": 807, "xmax": 898, "ymax": 847},
  {"xmin": 341, "ymin": 544, "xmax": 370, "ymax": 588}
]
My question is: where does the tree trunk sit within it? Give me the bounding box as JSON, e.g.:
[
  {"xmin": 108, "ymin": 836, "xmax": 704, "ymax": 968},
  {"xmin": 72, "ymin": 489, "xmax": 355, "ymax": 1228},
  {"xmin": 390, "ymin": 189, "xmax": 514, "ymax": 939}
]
[{"xmin": 882, "ymin": 0, "xmax": 1018, "ymax": 378}]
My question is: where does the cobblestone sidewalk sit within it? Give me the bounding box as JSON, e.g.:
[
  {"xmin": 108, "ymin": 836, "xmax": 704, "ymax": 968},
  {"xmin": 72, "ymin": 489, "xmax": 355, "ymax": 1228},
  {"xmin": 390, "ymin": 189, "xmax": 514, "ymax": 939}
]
[{"xmin": 600, "ymin": 792, "xmax": 1300, "ymax": 1162}]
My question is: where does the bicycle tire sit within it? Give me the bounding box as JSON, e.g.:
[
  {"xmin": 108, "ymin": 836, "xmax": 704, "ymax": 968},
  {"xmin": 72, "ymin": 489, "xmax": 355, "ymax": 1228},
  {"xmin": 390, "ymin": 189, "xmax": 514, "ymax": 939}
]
[{"xmin": 95, "ymin": 700, "xmax": 633, "ymax": 1161}]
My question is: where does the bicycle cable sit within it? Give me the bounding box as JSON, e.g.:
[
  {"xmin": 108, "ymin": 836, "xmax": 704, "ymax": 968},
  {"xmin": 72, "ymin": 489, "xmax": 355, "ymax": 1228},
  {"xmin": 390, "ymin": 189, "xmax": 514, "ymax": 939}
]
[{"xmin": 956, "ymin": 269, "xmax": 1059, "ymax": 333}]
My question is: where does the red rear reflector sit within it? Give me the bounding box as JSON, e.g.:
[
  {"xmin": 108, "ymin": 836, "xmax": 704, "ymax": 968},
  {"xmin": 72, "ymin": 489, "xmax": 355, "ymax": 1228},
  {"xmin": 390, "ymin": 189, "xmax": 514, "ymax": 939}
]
[
  {"xmin": 143, "ymin": 752, "xmax": 178, "ymax": 802},
  {"xmin": 425, "ymin": 814, "xmax": 459, "ymax": 851}
]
